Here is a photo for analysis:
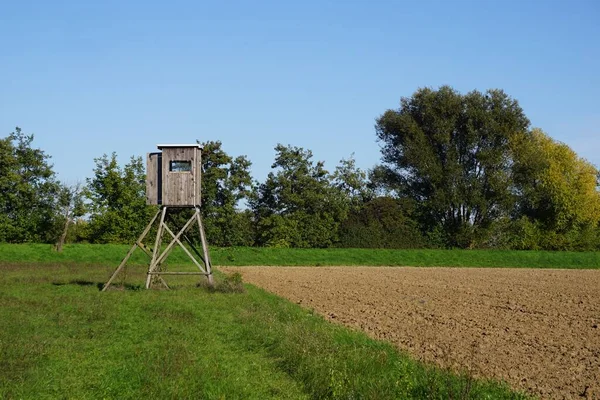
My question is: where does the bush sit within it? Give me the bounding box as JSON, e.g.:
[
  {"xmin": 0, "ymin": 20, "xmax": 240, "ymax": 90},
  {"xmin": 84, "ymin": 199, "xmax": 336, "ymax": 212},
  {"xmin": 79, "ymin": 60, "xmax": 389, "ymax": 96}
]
[
  {"xmin": 198, "ymin": 272, "xmax": 246, "ymax": 293},
  {"xmin": 505, "ymin": 217, "xmax": 600, "ymax": 251},
  {"xmin": 338, "ymin": 197, "xmax": 426, "ymax": 249}
]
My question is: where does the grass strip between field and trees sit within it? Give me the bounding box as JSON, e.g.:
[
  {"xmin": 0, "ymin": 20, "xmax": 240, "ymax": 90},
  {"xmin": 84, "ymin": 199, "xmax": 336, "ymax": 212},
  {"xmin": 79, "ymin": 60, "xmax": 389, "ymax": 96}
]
[
  {"xmin": 0, "ymin": 262, "xmax": 530, "ymax": 399},
  {"xmin": 0, "ymin": 243, "xmax": 599, "ymax": 269}
]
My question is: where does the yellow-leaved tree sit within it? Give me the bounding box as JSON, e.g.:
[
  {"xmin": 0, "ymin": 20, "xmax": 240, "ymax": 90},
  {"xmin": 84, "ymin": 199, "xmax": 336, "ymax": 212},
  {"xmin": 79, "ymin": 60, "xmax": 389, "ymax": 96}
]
[{"xmin": 511, "ymin": 128, "xmax": 600, "ymax": 249}]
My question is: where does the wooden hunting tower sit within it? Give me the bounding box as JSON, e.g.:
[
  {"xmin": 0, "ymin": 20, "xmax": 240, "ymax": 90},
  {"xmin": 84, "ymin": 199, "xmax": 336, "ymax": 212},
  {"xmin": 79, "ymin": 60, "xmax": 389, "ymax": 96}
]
[
  {"xmin": 146, "ymin": 144, "xmax": 202, "ymax": 207},
  {"xmin": 103, "ymin": 143, "xmax": 213, "ymax": 291}
]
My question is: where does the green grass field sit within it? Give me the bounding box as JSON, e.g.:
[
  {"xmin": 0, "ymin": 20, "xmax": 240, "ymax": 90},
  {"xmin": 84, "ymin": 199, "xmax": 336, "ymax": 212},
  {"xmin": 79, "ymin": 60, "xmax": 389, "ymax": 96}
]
[
  {"xmin": 2, "ymin": 243, "xmax": 586, "ymax": 399},
  {"xmin": 0, "ymin": 261, "xmax": 529, "ymax": 399},
  {"xmin": 1, "ymin": 243, "xmax": 599, "ymax": 268}
]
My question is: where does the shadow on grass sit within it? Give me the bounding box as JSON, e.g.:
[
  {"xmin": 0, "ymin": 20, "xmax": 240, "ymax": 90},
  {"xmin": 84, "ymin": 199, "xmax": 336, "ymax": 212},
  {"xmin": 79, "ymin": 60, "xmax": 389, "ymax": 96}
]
[
  {"xmin": 50, "ymin": 272, "xmax": 245, "ymax": 294},
  {"xmin": 51, "ymin": 280, "xmax": 143, "ymax": 291}
]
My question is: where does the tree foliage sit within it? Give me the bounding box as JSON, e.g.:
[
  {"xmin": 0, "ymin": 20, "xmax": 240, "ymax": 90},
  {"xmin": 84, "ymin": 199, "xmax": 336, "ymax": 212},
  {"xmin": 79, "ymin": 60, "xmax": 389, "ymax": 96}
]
[
  {"xmin": 251, "ymin": 144, "xmax": 348, "ymax": 248},
  {"xmin": 0, "ymin": 128, "xmax": 59, "ymax": 242},
  {"xmin": 510, "ymin": 128, "xmax": 600, "ymax": 249},
  {"xmin": 332, "ymin": 154, "xmax": 373, "ymax": 211},
  {"xmin": 5, "ymin": 86, "xmax": 600, "ymax": 251},
  {"xmin": 512, "ymin": 128, "xmax": 600, "ymax": 230},
  {"xmin": 338, "ymin": 197, "xmax": 425, "ymax": 248},
  {"xmin": 84, "ymin": 153, "xmax": 155, "ymax": 243},
  {"xmin": 375, "ymin": 86, "xmax": 530, "ymax": 248},
  {"xmin": 54, "ymin": 182, "xmax": 86, "ymax": 251},
  {"xmin": 199, "ymin": 141, "xmax": 254, "ymax": 246}
]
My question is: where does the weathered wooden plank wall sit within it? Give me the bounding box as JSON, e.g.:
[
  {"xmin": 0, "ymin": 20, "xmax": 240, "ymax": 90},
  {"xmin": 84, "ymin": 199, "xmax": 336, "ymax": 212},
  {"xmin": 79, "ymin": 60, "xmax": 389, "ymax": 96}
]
[
  {"xmin": 146, "ymin": 153, "xmax": 160, "ymax": 205},
  {"xmin": 162, "ymin": 147, "xmax": 200, "ymax": 206}
]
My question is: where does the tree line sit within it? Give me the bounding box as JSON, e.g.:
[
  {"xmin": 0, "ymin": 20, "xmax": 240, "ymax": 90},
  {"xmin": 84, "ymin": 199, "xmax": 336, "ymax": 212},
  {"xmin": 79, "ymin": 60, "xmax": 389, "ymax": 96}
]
[{"xmin": 2, "ymin": 86, "xmax": 600, "ymax": 250}]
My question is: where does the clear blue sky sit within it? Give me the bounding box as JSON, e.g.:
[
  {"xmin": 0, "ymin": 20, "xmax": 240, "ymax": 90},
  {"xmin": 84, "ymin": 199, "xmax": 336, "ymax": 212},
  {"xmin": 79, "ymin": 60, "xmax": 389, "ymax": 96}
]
[{"xmin": 1, "ymin": 0, "xmax": 598, "ymax": 184}]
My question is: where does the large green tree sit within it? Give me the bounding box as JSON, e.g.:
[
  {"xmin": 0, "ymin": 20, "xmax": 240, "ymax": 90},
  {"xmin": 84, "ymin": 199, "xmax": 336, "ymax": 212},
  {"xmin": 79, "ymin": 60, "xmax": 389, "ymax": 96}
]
[
  {"xmin": 199, "ymin": 141, "xmax": 254, "ymax": 246},
  {"xmin": 510, "ymin": 128, "xmax": 600, "ymax": 249},
  {"xmin": 84, "ymin": 153, "xmax": 155, "ymax": 243},
  {"xmin": 375, "ymin": 86, "xmax": 530, "ymax": 247},
  {"xmin": 251, "ymin": 144, "xmax": 347, "ymax": 248},
  {"xmin": 0, "ymin": 127, "xmax": 59, "ymax": 242}
]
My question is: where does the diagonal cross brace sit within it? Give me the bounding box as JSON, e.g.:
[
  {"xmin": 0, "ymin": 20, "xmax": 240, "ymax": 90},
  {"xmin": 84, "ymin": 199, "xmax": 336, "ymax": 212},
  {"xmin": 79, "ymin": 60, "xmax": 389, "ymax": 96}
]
[
  {"xmin": 104, "ymin": 206, "xmax": 213, "ymax": 291},
  {"xmin": 146, "ymin": 208, "xmax": 212, "ymax": 289},
  {"xmin": 148, "ymin": 209, "xmax": 198, "ymax": 271},
  {"xmin": 161, "ymin": 223, "xmax": 207, "ymax": 274},
  {"xmin": 102, "ymin": 208, "xmax": 161, "ymax": 291}
]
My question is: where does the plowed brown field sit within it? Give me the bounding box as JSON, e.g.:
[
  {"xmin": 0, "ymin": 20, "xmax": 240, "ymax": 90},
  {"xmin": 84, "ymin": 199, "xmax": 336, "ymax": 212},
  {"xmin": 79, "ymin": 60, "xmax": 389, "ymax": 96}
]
[{"xmin": 225, "ymin": 266, "xmax": 600, "ymax": 400}]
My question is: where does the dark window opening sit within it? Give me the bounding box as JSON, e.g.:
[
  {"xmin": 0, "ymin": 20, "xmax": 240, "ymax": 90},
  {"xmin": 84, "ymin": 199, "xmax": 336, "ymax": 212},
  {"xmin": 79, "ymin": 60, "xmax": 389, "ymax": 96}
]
[{"xmin": 170, "ymin": 160, "xmax": 192, "ymax": 172}]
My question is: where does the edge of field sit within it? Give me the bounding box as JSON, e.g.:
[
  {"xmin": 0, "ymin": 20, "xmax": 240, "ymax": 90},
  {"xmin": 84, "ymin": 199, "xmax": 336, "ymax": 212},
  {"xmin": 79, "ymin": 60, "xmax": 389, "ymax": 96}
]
[{"xmin": 1, "ymin": 243, "xmax": 599, "ymax": 269}]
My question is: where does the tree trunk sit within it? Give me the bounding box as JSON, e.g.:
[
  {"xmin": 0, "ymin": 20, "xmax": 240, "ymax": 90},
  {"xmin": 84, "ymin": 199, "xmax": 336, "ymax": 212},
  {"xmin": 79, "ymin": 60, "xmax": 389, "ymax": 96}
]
[{"xmin": 55, "ymin": 209, "xmax": 70, "ymax": 253}]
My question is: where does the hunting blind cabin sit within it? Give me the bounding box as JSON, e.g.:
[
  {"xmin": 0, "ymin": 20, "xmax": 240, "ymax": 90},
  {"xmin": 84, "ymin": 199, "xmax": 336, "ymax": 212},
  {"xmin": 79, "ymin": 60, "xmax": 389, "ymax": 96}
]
[{"xmin": 103, "ymin": 144, "xmax": 213, "ymax": 291}]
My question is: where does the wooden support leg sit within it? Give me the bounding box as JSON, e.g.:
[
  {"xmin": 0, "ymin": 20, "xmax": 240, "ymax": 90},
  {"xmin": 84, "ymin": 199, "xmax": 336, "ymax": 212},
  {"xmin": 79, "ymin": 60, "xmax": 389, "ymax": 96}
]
[
  {"xmin": 105, "ymin": 206, "xmax": 215, "ymax": 291},
  {"xmin": 146, "ymin": 207, "xmax": 168, "ymax": 289},
  {"xmin": 102, "ymin": 208, "xmax": 161, "ymax": 291},
  {"xmin": 196, "ymin": 209, "xmax": 213, "ymax": 286},
  {"xmin": 157, "ymin": 275, "xmax": 170, "ymax": 289}
]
